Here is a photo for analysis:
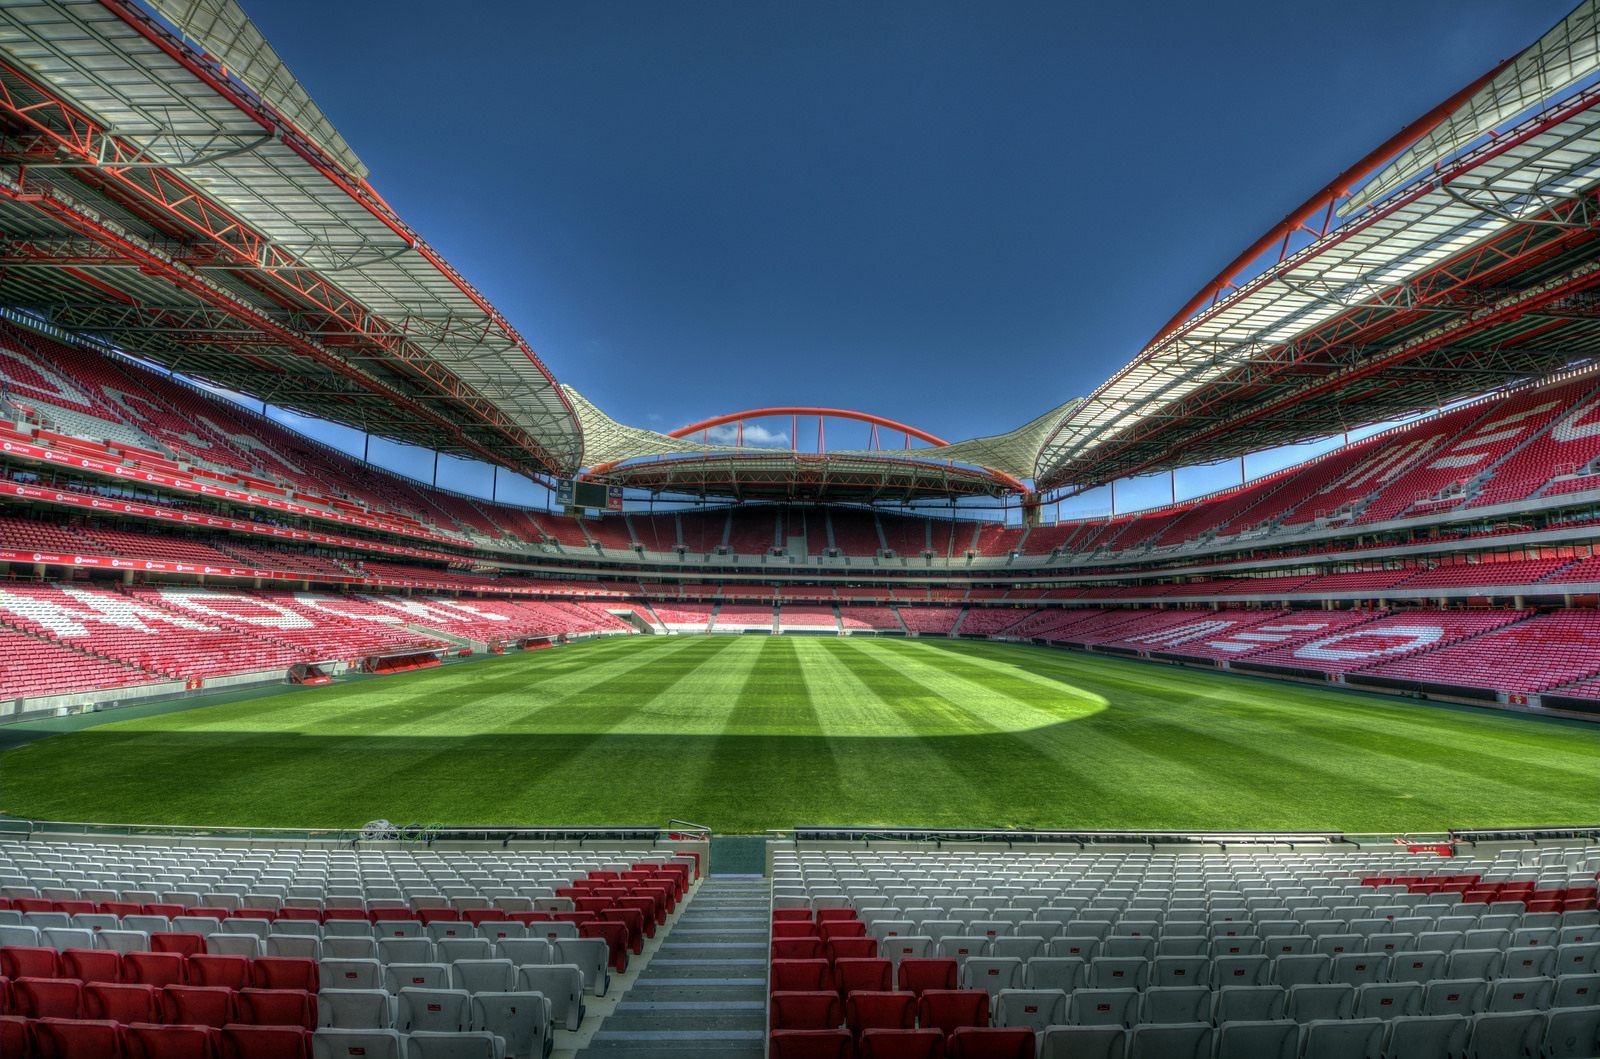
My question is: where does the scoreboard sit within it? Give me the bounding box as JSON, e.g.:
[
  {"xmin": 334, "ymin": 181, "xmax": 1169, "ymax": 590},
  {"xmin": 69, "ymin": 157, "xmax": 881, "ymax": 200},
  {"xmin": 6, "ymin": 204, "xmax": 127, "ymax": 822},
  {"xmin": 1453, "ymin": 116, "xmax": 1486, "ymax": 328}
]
[{"xmin": 556, "ymin": 479, "xmax": 623, "ymax": 512}]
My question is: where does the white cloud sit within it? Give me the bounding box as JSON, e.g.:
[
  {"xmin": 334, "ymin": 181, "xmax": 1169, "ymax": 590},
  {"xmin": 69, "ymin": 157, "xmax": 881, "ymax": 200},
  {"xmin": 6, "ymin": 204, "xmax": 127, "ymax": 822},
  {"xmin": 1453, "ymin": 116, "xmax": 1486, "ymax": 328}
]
[{"xmin": 706, "ymin": 423, "xmax": 790, "ymax": 448}]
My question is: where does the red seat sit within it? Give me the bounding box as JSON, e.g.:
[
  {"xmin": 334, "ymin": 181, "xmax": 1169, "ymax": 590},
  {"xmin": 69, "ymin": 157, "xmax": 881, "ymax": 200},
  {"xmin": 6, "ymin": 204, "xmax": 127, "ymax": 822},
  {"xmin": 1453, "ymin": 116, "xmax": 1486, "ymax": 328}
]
[
  {"xmin": 0, "ymin": 1014, "xmax": 31, "ymax": 1056},
  {"xmin": 774, "ymin": 921, "xmax": 819, "ymax": 938},
  {"xmin": 774, "ymin": 937, "xmax": 827, "ymax": 961},
  {"xmin": 62, "ymin": 948, "xmax": 123, "ymax": 984},
  {"xmin": 236, "ymin": 988, "xmax": 316, "ymax": 1031},
  {"xmin": 770, "ymin": 1028, "xmax": 855, "ymax": 1059},
  {"xmin": 846, "ymin": 991, "xmax": 917, "ymax": 1037},
  {"xmin": 151, "ymin": 934, "xmax": 207, "ymax": 957},
  {"xmin": 16, "ymin": 976, "xmax": 84, "ymax": 1019},
  {"xmin": 771, "ymin": 959, "xmax": 834, "ymax": 992},
  {"xmin": 835, "ymin": 958, "xmax": 894, "ymax": 998},
  {"xmin": 101, "ymin": 903, "xmax": 142, "ymax": 919},
  {"xmin": 948, "ymin": 1027, "xmax": 1036, "ymax": 1059},
  {"xmin": 34, "ymin": 1016, "xmax": 125, "ymax": 1058},
  {"xmin": 274, "ymin": 909, "xmax": 321, "ymax": 923},
  {"xmin": 774, "ymin": 910, "xmax": 815, "ymax": 923},
  {"xmin": 125, "ymin": 952, "xmax": 187, "ymax": 988},
  {"xmin": 917, "ymin": 990, "xmax": 990, "ymax": 1035},
  {"xmin": 124, "ymin": 1022, "xmax": 222, "ymax": 1059},
  {"xmin": 771, "ymin": 990, "xmax": 844, "ymax": 1030},
  {"xmin": 827, "ymin": 938, "xmax": 878, "ymax": 962},
  {"xmin": 578, "ymin": 920, "xmax": 630, "ymax": 972},
  {"xmin": 164, "ymin": 985, "xmax": 237, "ymax": 1028},
  {"xmin": 186, "ymin": 955, "xmax": 252, "ymax": 991},
  {"xmin": 1, "ymin": 946, "xmax": 62, "ymax": 979},
  {"xmin": 817, "ymin": 910, "xmax": 859, "ymax": 923},
  {"xmin": 322, "ymin": 909, "xmax": 366, "ymax": 923},
  {"xmin": 143, "ymin": 904, "xmax": 186, "ymax": 920},
  {"xmin": 819, "ymin": 920, "xmax": 867, "ymax": 941},
  {"xmin": 86, "ymin": 982, "xmax": 163, "ymax": 1023},
  {"xmin": 250, "ymin": 958, "xmax": 318, "ymax": 993},
  {"xmin": 859, "ymin": 1029, "xmax": 948, "ymax": 1059},
  {"xmin": 898, "ymin": 958, "xmax": 958, "ymax": 996},
  {"xmin": 218, "ymin": 1024, "xmax": 311, "ymax": 1059}
]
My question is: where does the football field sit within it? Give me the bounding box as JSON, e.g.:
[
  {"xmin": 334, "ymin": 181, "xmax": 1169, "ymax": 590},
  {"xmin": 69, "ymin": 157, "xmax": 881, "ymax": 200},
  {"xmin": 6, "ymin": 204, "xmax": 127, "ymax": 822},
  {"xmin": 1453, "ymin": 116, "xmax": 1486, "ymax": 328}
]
[{"xmin": 0, "ymin": 636, "xmax": 1595, "ymax": 834}]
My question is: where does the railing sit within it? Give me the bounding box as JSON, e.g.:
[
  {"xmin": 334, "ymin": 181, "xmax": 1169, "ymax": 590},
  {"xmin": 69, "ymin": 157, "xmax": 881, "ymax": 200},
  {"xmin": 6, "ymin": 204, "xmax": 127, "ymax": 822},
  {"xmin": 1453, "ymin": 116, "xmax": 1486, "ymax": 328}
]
[
  {"xmin": 0, "ymin": 816, "xmax": 711, "ymax": 848},
  {"xmin": 767, "ymin": 826, "xmax": 1359, "ymax": 848}
]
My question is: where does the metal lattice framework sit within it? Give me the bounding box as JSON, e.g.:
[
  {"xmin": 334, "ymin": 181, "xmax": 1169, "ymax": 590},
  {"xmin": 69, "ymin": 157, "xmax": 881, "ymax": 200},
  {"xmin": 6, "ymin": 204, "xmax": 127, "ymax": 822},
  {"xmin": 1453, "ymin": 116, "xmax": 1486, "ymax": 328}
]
[
  {"xmin": 1036, "ymin": 1, "xmax": 1600, "ymax": 494},
  {"xmin": 0, "ymin": 0, "xmax": 581, "ymax": 475}
]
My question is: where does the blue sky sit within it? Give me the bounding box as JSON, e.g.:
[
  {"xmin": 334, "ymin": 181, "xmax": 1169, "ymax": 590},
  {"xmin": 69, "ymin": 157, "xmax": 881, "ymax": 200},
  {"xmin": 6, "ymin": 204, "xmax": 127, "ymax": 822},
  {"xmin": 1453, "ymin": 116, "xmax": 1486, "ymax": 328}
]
[{"xmin": 234, "ymin": 0, "xmax": 1575, "ymax": 514}]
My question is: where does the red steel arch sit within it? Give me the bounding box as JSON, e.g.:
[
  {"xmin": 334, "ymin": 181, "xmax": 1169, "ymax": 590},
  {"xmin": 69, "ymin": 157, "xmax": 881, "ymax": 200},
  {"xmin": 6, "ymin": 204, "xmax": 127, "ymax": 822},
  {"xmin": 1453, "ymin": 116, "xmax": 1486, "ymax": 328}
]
[{"xmin": 667, "ymin": 407, "xmax": 949, "ymax": 448}]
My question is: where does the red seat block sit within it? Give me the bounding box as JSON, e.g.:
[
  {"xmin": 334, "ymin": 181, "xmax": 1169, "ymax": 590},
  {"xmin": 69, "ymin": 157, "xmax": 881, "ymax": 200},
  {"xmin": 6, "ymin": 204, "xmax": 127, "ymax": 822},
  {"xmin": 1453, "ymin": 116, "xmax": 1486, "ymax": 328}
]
[
  {"xmin": 774, "ymin": 921, "xmax": 819, "ymax": 938},
  {"xmin": 187, "ymin": 956, "xmax": 252, "ymax": 990},
  {"xmin": 35, "ymin": 1016, "xmax": 125, "ymax": 1058},
  {"xmin": 0, "ymin": 1015, "xmax": 32, "ymax": 1056},
  {"xmin": 125, "ymin": 952, "xmax": 188, "ymax": 988},
  {"xmin": 85, "ymin": 981, "xmax": 163, "ymax": 1024},
  {"xmin": 250, "ymin": 958, "xmax": 318, "ymax": 993},
  {"xmin": 771, "ymin": 959, "xmax": 834, "ymax": 993},
  {"xmin": 125, "ymin": 1022, "xmax": 222, "ymax": 1059},
  {"xmin": 236, "ymin": 988, "xmax": 316, "ymax": 1031},
  {"xmin": 2, "ymin": 946, "xmax": 62, "ymax": 979},
  {"xmin": 859, "ymin": 1029, "xmax": 948, "ymax": 1059},
  {"xmin": 835, "ymin": 957, "xmax": 894, "ymax": 998},
  {"xmin": 164, "ymin": 985, "xmax": 237, "ymax": 1028},
  {"xmin": 151, "ymin": 933, "xmax": 208, "ymax": 957},
  {"xmin": 771, "ymin": 990, "xmax": 844, "ymax": 1030},
  {"xmin": 898, "ymin": 958, "xmax": 958, "ymax": 996},
  {"xmin": 770, "ymin": 1028, "xmax": 855, "ymax": 1059},
  {"xmin": 16, "ymin": 976, "xmax": 84, "ymax": 1019},
  {"xmin": 917, "ymin": 990, "xmax": 991, "ymax": 1035},
  {"xmin": 948, "ymin": 1027, "xmax": 1036, "ymax": 1059},
  {"xmin": 62, "ymin": 948, "xmax": 123, "ymax": 984},
  {"xmin": 827, "ymin": 938, "xmax": 879, "ymax": 962},
  {"xmin": 819, "ymin": 920, "xmax": 868, "ymax": 941},
  {"xmin": 774, "ymin": 937, "xmax": 827, "ymax": 960},
  {"xmin": 218, "ymin": 1023, "xmax": 311, "ymax": 1059},
  {"xmin": 846, "ymin": 991, "xmax": 917, "ymax": 1036}
]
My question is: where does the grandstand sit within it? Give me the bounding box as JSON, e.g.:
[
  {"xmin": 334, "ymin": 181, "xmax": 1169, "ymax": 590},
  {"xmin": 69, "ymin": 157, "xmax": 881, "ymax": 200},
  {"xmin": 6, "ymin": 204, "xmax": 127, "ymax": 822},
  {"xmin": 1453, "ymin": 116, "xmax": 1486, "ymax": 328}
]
[{"xmin": 0, "ymin": 1, "xmax": 1599, "ymax": 1056}]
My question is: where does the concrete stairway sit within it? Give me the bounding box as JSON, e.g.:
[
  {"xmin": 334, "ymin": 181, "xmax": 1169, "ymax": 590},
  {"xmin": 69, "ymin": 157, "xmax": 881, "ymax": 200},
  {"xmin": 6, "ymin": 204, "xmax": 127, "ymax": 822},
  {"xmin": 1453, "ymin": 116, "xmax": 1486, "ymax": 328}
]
[{"xmin": 575, "ymin": 876, "xmax": 768, "ymax": 1057}]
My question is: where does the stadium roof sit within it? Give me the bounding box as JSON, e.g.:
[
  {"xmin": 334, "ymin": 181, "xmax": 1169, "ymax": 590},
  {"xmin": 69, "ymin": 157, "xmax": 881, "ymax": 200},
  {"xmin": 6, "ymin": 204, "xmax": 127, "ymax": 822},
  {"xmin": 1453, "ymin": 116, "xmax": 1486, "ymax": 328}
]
[
  {"xmin": 4, "ymin": 0, "xmax": 1600, "ymax": 503},
  {"xmin": 0, "ymin": 0, "xmax": 581, "ymax": 475},
  {"xmin": 1035, "ymin": 0, "xmax": 1600, "ymax": 492}
]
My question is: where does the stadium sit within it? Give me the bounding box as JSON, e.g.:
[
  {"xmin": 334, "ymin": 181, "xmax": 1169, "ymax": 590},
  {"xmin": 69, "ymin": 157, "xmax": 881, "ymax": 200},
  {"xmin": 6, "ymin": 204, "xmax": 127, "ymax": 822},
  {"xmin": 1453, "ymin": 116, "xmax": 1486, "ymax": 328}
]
[{"xmin": 0, "ymin": 0, "xmax": 1597, "ymax": 1056}]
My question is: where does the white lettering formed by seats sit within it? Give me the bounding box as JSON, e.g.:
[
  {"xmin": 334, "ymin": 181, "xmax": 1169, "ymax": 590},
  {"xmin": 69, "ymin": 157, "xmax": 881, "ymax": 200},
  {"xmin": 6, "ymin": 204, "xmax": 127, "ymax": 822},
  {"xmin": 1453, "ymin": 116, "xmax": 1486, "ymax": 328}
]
[
  {"xmin": 1126, "ymin": 619, "xmax": 1234, "ymax": 647},
  {"xmin": 1550, "ymin": 394, "xmax": 1600, "ymax": 442},
  {"xmin": 1293, "ymin": 625, "xmax": 1444, "ymax": 662},
  {"xmin": 0, "ymin": 586, "xmax": 213, "ymax": 638},
  {"xmin": 1327, "ymin": 435, "xmax": 1440, "ymax": 491},
  {"xmin": 293, "ymin": 594, "xmax": 404, "ymax": 623},
  {"xmin": 1423, "ymin": 400, "xmax": 1560, "ymax": 471},
  {"xmin": 1204, "ymin": 620, "xmax": 1334, "ymax": 653},
  {"xmin": 371, "ymin": 597, "xmax": 510, "ymax": 623},
  {"xmin": 157, "ymin": 589, "xmax": 314, "ymax": 628}
]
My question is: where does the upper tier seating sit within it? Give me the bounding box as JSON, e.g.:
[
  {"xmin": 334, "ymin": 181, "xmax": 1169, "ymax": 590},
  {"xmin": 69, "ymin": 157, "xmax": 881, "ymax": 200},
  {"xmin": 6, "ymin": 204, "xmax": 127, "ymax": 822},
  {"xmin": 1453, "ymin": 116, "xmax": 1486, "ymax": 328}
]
[
  {"xmin": 880, "ymin": 514, "xmax": 929, "ymax": 558},
  {"xmin": 1398, "ymin": 558, "xmax": 1572, "ymax": 591},
  {"xmin": 726, "ymin": 510, "xmax": 780, "ymax": 556},
  {"xmin": 970, "ymin": 523, "xmax": 1026, "ymax": 557},
  {"xmin": 629, "ymin": 513, "xmax": 680, "ymax": 552},
  {"xmin": 677, "ymin": 511, "xmax": 727, "ymax": 554},
  {"xmin": 1471, "ymin": 379, "xmax": 1600, "ymax": 508},
  {"xmin": 582, "ymin": 517, "xmax": 634, "ymax": 551},
  {"xmin": 828, "ymin": 510, "xmax": 881, "ymax": 557}
]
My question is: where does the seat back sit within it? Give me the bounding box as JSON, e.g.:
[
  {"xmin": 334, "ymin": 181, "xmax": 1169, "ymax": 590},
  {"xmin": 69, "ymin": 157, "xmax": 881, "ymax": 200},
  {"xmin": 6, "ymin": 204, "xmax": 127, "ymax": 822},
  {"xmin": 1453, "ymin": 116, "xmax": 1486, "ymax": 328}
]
[
  {"xmin": 317, "ymin": 988, "xmax": 393, "ymax": 1030},
  {"xmin": 310, "ymin": 1028, "xmax": 403, "ymax": 1059},
  {"xmin": 1544, "ymin": 1007, "xmax": 1600, "ymax": 1059},
  {"xmin": 1301, "ymin": 1018, "xmax": 1384, "ymax": 1059},
  {"xmin": 85, "ymin": 981, "xmax": 162, "ymax": 1023},
  {"xmin": 470, "ymin": 991, "xmax": 552, "ymax": 1059},
  {"xmin": 162, "ymin": 984, "xmax": 236, "ymax": 1029},
  {"xmin": 898, "ymin": 957, "xmax": 958, "ymax": 995},
  {"xmin": 1126, "ymin": 1022, "xmax": 1212, "ymax": 1059},
  {"xmin": 917, "ymin": 989, "xmax": 990, "ymax": 1034},
  {"xmin": 857, "ymin": 1028, "xmax": 947, "ymax": 1059},
  {"xmin": 1067, "ymin": 987, "xmax": 1137, "ymax": 1028},
  {"xmin": 402, "ymin": 1030, "xmax": 501, "ymax": 1058},
  {"xmin": 1212, "ymin": 1020, "xmax": 1299, "ymax": 1059},
  {"xmin": 1382, "ymin": 1015, "xmax": 1470, "ymax": 1059},
  {"xmin": 1287, "ymin": 983, "xmax": 1355, "ymax": 1022},
  {"xmin": 553, "ymin": 938, "xmax": 610, "ymax": 997},
  {"xmin": 948, "ymin": 1026, "xmax": 1037, "ymax": 1058},
  {"xmin": 1038, "ymin": 1025, "xmax": 1127, "ymax": 1059},
  {"xmin": 515, "ymin": 963, "xmax": 585, "ymax": 1031},
  {"xmin": 124, "ymin": 1022, "xmax": 221, "ymax": 1059},
  {"xmin": 449, "ymin": 959, "xmax": 516, "ymax": 994},
  {"xmin": 1466, "ymin": 1011, "xmax": 1546, "ymax": 1059},
  {"xmin": 1139, "ymin": 986, "xmax": 1210, "ymax": 1025},
  {"xmin": 395, "ymin": 987, "xmax": 470, "ymax": 1033},
  {"xmin": 992, "ymin": 988, "xmax": 1066, "ymax": 1032}
]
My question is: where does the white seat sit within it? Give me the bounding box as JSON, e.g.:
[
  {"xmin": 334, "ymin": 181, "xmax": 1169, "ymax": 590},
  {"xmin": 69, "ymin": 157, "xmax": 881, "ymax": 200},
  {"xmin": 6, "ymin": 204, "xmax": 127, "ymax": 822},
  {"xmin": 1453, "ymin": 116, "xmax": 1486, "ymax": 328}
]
[
  {"xmin": 405, "ymin": 1031, "xmax": 506, "ymax": 1059},
  {"xmin": 553, "ymin": 938, "xmax": 609, "ymax": 997},
  {"xmin": 992, "ymin": 988, "xmax": 1065, "ymax": 1032},
  {"xmin": 1301, "ymin": 1018, "xmax": 1384, "ymax": 1059},
  {"xmin": 959, "ymin": 956, "xmax": 1021, "ymax": 997},
  {"xmin": 1485, "ymin": 976, "xmax": 1554, "ymax": 1012},
  {"xmin": 1039, "ymin": 1025, "xmax": 1127, "ymax": 1059},
  {"xmin": 319, "ymin": 989, "xmax": 395, "ymax": 1030},
  {"xmin": 385, "ymin": 963, "xmax": 453, "ymax": 992},
  {"xmin": 1126, "ymin": 1021, "xmax": 1211, "ymax": 1059},
  {"xmin": 313, "ymin": 1028, "xmax": 404, "ymax": 1059},
  {"xmin": 451, "ymin": 959, "xmax": 517, "ymax": 994},
  {"xmin": 267, "ymin": 935, "xmax": 323, "ymax": 960},
  {"xmin": 1544, "ymin": 1006, "xmax": 1600, "ymax": 1059},
  {"xmin": 438, "ymin": 939, "xmax": 495, "ymax": 964},
  {"xmin": 323, "ymin": 937, "xmax": 379, "ymax": 961},
  {"xmin": 207, "ymin": 933, "xmax": 262, "ymax": 958},
  {"xmin": 1138, "ymin": 986, "xmax": 1210, "ymax": 1025},
  {"xmin": 495, "ymin": 938, "xmax": 553, "ymax": 967},
  {"xmin": 1023, "ymin": 956, "xmax": 1084, "ymax": 992},
  {"xmin": 1466, "ymin": 1010, "xmax": 1547, "ymax": 1059},
  {"xmin": 93, "ymin": 929, "xmax": 150, "ymax": 954},
  {"xmin": 515, "ymin": 964, "xmax": 585, "ymax": 1031},
  {"xmin": 380, "ymin": 937, "xmax": 438, "ymax": 964},
  {"xmin": 1212, "ymin": 1020, "xmax": 1299, "ymax": 1059},
  {"xmin": 1287, "ymin": 983, "xmax": 1355, "ymax": 1022},
  {"xmin": 471, "ymin": 991, "xmax": 552, "ymax": 1059},
  {"xmin": 1382, "ymin": 1014, "xmax": 1470, "ymax": 1059},
  {"xmin": 397, "ymin": 987, "xmax": 472, "ymax": 1033},
  {"xmin": 1423, "ymin": 978, "xmax": 1488, "ymax": 1018},
  {"xmin": 1068, "ymin": 987, "xmax": 1138, "ymax": 1028},
  {"xmin": 321, "ymin": 958, "xmax": 384, "ymax": 991}
]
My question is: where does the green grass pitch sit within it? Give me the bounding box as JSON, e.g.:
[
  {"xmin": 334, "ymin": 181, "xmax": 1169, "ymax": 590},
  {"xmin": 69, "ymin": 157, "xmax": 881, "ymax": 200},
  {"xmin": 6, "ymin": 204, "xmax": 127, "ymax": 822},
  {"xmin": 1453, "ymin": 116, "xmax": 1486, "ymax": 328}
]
[{"xmin": 1, "ymin": 636, "xmax": 1596, "ymax": 834}]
